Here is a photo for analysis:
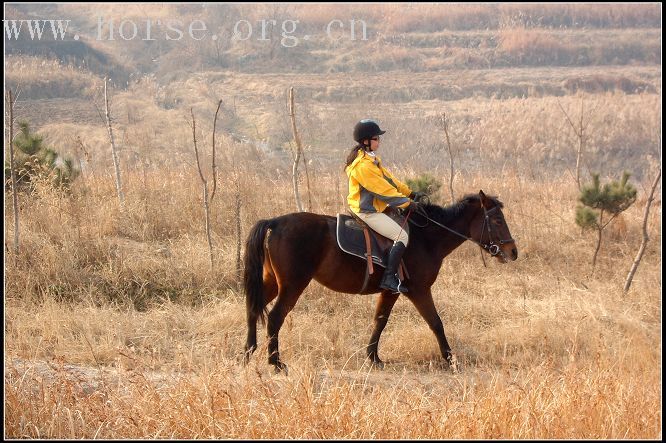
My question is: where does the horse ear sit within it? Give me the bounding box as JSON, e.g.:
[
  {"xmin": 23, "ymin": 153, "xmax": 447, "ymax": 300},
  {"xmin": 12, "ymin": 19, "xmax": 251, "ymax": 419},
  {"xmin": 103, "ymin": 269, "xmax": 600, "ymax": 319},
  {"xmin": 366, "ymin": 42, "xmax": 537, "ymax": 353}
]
[{"xmin": 479, "ymin": 190, "xmax": 489, "ymax": 208}]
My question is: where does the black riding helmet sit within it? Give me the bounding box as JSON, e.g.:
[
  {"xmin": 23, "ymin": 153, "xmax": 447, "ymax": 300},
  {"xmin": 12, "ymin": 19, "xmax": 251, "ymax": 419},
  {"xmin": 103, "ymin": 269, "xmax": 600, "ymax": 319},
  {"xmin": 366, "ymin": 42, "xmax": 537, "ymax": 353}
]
[{"xmin": 353, "ymin": 119, "xmax": 386, "ymax": 143}]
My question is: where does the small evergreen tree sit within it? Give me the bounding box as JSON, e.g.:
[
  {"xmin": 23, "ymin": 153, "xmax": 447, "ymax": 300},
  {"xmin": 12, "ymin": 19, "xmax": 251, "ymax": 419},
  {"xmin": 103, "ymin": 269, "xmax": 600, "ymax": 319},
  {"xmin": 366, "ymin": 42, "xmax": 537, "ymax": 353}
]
[
  {"xmin": 4, "ymin": 121, "xmax": 78, "ymax": 191},
  {"xmin": 406, "ymin": 173, "xmax": 442, "ymax": 203},
  {"xmin": 575, "ymin": 171, "xmax": 637, "ymax": 270}
]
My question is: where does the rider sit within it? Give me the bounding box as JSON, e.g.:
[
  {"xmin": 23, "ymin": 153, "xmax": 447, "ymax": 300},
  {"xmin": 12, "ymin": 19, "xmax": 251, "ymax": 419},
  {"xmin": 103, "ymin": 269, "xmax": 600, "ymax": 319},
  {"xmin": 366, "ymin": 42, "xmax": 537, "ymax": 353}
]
[{"xmin": 344, "ymin": 119, "xmax": 425, "ymax": 294}]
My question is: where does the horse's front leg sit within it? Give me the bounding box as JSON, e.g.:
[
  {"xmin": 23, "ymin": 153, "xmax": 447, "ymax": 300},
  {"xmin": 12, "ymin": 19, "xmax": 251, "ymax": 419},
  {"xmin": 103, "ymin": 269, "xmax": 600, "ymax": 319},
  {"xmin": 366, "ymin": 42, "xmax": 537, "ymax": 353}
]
[
  {"xmin": 405, "ymin": 289, "xmax": 458, "ymax": 371},
  {"xmin": 367, "ymin": 290, "xmax": 400, "ymax": 369}
]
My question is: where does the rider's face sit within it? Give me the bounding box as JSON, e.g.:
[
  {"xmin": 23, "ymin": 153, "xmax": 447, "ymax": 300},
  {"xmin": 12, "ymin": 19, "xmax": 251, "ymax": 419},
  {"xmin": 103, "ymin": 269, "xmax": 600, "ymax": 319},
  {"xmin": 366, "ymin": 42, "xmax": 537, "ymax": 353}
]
[{"xmin": 369, "ymin": 136, "xmax": 381, "ymax": 151}]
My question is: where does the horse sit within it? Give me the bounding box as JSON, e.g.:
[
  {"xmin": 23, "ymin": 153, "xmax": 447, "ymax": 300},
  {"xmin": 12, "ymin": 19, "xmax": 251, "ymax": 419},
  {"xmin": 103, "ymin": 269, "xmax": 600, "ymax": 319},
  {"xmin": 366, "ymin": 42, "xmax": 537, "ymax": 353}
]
[{"xmin": 243, "ymin": 190, "xmax": 517, "ymax": 373}]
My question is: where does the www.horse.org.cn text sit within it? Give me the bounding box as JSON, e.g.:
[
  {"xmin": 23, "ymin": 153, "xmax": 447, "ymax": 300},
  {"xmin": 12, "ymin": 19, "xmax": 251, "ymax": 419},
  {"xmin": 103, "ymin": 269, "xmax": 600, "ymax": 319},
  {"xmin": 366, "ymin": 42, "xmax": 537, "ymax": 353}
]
[{"xmin": 3, "ymin": 17, "xmax": 370, "ymax": 47}]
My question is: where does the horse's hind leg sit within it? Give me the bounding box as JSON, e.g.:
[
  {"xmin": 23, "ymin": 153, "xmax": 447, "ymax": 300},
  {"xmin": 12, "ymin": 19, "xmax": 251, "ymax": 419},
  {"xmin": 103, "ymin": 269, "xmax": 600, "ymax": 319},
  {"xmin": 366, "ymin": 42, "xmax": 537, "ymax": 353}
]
[
  {"xmin": 367, "ymin": 291, "xmax": 400, "ymax": 369},
  {"xmin": 266, "ymin": 283, "xmax": 307, "ymax": 373},
  {"xmin": 244, "ymin": 275, "xmax": 278, "ymax": 365}
]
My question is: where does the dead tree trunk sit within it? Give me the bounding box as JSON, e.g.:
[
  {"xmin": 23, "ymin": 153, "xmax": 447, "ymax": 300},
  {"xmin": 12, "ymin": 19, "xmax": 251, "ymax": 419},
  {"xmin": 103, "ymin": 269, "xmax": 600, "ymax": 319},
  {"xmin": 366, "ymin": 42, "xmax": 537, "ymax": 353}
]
[
  {"xmin": 557, "ymin": 97, "xmax": 590, "ymax": 191},
  {"xmin": 624, "ymin": 169, "xmax": 661, "ymax": 293},
  {"xmin": 210, "ymin": 100, "xmax": 221, "ymax": 202},
  {"xmin": 439, "ymin": 112, "xmax": 456, "ymax": 204},
  {"xmin": 104, "ymin": 78, "xmax": 124, "ymax": 204},
  {"xmin": 6, "ymin": 89, "xmax": 19, "ymax": 254},
  {"xmin": 288, "ymin": 87, "xmax": 306, "ymax": 212},
  {"xmin": 302, "ymin": 144, "xmax": 313, "ymax": 211},
  {"xmin": 191, "ymin": 101, "xmax": 223, "ymax": 273},
  {"xmin": 576, "ymin": 99, "xmax": 585, "ymax": 190}
]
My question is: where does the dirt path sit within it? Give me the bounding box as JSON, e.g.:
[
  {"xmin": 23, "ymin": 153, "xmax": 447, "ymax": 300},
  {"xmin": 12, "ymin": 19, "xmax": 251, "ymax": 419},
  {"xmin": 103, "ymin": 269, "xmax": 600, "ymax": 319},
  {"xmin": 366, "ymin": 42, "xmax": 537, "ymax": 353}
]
[{"xmin": 6, "ymin": 356, "xmax": 487, "ymax": 398}]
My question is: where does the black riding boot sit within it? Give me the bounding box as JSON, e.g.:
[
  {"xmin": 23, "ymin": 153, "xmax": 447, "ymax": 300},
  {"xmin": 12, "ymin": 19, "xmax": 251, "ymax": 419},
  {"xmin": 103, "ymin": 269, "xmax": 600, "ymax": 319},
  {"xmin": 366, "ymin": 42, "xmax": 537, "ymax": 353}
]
[{"xmin": 379, "ymin": 242, "xmax": 408, "ymax": 293}]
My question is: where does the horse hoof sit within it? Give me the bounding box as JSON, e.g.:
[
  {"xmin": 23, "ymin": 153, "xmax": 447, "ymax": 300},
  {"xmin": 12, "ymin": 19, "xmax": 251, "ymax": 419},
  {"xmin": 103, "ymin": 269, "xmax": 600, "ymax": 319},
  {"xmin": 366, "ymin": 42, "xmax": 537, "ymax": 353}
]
[
  {"xmin": 243, "ymin": 345, "xmax": 256, "ymax": 366},
  {"xmin": 447, "ymin": 355, "xmax": 460, "ymax": 374},
  {"xmin": 371, "ymin": 359, "xmax": 385, "ymax": 370},
  {"xmin": 273, "ymin": 362, "xmax": 289, "ymax": 375}
]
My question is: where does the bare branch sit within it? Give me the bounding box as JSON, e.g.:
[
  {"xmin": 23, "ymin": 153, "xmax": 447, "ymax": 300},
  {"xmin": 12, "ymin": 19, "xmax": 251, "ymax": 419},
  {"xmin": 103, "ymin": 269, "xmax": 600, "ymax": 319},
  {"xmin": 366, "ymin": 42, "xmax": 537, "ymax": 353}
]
[
  {"xmin": 6, "ymin": 88, "xmax": 19, "ymax": 254},
  {"xmin": 302, "ymin": 144, "xmax": 313, "ymax": 211},
  {"xmin": 191, "ymin": 107, "xmax": 206, "ymax": 185},
  {"xmin": 556, "ymin": 97, "xmax": 586, "ymax": 190},
  {"xmin": 288, "ymin": 86, "xmax": 305, "ymax": 212},
  {"xmin": 104, "ymin": 78, "xmax": 124, "ymax": 204},
  {"xmin": 439, "ymin": 112, "xmax": 456, "ymax": 203},
  {"xmin": 210, "ymin": 99, "xmax": 223, "ymax": 202},
  {"xmin": 190, "ymin": 107, "xmax": 214, "ymax": 272},
  {"xmin": 556, "ymin": 99, "xmax": 580, "ymax": 136},
  {"xmin": 624, "ymin": 169, "xmax": 661, "ymax": 293},
  {"xmin": 91, "ymin": 94, "xmax": 108, "ymax": 126}
]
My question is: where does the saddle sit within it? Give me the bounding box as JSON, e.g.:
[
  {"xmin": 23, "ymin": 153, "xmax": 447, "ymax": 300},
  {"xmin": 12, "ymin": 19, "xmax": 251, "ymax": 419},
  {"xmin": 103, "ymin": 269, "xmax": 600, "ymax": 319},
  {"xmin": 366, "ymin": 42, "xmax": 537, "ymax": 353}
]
[{"xmin": 336, "ymin": 210, "xmax": 409, "ymax": 292}]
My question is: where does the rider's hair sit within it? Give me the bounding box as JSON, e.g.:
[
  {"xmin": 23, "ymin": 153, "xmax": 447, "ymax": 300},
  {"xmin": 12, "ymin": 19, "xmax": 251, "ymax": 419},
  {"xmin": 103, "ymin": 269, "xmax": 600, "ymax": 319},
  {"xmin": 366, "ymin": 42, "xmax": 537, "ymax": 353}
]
[{"xmin": 344, "ymin": 143, "xmax": 368, "ymax": 170}]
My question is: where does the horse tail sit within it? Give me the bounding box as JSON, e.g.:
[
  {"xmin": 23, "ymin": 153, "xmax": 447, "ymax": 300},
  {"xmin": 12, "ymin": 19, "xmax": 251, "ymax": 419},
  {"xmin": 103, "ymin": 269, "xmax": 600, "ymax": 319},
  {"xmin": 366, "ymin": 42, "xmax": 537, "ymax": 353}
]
[{"xmin": 243, "ymin": 219, "xmax": 272, "ymax": 326}]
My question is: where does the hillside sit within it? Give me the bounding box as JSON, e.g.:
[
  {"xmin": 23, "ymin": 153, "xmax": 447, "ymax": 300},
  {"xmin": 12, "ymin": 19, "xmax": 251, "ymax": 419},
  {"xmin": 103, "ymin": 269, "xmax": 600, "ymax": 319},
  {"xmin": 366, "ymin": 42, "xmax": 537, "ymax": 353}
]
[
  {"xmin": 4, "ymin": 3, "xmax": 662, "ymax": 201},
  {"xmin": 6, "ymin": 4, "xmax": 662, "ymax": 76}
]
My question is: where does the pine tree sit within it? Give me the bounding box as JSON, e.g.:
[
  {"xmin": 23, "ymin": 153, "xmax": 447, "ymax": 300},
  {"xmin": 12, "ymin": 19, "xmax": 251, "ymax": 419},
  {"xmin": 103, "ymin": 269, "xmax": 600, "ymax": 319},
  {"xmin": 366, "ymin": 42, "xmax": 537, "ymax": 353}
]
[
  {"xmin": 4, "ymin": 121, "xmax": 79, "ymax": 191},
  {"xmin": 575, "ymin": 171, "xmax": 637, "ymax": 270},
  {"xmin": 406, "ymin": 173, "xmax": 442, "ymax": 203}
]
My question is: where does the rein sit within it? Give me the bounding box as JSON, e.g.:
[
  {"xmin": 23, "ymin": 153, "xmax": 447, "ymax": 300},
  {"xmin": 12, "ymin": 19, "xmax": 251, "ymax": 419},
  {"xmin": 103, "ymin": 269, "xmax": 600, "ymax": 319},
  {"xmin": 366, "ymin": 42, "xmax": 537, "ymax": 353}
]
[{"xmin": 409, "ymin": 205, "xmax": 515, "ymax": 259}]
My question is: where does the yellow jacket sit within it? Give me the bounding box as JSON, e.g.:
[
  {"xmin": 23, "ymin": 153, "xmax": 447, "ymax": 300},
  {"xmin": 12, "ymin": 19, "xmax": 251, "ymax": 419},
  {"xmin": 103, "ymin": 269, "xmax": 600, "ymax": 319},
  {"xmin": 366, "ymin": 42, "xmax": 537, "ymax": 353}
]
[{"xmin": 346, "ymin": 149, "xmax": 412, "ymax": 213}]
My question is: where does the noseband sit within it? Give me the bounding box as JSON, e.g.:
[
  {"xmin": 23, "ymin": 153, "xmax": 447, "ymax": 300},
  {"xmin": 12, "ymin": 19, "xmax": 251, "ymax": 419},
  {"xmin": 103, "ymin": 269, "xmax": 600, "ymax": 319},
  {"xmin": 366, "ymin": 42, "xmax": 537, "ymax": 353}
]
[{"xmin": 479, "ymin": 206, "xmax": 515, "ymax": 258}]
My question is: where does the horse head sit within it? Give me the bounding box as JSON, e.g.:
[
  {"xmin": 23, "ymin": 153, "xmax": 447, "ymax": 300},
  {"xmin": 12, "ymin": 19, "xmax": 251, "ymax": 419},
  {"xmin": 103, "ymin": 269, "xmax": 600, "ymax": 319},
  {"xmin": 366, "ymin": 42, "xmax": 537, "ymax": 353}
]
[{"xmin": 469, "ymin": 190, "xmax": 518, "ymax": 263}]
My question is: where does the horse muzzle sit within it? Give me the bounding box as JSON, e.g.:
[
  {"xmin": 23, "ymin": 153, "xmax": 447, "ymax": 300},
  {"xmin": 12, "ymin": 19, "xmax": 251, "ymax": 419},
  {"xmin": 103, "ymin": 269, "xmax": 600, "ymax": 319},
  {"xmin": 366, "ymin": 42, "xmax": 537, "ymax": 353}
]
[{"xmin": 492, "ymin": 243, "xmax": 518, "ymax": 263}]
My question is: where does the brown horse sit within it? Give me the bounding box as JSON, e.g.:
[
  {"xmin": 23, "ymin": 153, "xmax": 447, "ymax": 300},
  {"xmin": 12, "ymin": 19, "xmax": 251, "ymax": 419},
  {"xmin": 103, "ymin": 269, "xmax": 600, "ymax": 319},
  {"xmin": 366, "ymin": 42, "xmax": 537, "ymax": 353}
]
[{"xmin": 243, "ymin": 190, "xmax": 517, "ymax": 373}]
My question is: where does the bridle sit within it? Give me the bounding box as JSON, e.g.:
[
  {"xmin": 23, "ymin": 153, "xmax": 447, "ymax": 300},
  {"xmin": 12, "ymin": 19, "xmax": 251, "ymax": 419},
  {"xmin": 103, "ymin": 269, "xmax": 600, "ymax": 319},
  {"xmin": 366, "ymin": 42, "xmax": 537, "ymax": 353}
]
[
  {"xmin": 406, "ymin": 204, "xmax": 515, "ymax": 259},
  {"xmin": 477, "ymin": 206, "xmax": 516, "ymax": 259}
]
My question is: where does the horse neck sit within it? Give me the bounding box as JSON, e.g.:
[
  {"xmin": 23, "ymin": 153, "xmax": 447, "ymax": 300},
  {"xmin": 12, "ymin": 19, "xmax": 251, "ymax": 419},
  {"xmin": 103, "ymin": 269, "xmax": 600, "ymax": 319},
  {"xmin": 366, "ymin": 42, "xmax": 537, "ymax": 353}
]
[{"xmin": 422, "ymin": 202, "xmax": 479, "ymax": 259}]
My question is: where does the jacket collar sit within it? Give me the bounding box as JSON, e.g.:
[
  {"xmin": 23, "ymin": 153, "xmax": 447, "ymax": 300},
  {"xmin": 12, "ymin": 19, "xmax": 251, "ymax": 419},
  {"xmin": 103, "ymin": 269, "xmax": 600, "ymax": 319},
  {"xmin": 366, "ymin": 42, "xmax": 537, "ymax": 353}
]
[{"xmin": 349, "ymin": 149, "xmax": 381, "ymax": 169}]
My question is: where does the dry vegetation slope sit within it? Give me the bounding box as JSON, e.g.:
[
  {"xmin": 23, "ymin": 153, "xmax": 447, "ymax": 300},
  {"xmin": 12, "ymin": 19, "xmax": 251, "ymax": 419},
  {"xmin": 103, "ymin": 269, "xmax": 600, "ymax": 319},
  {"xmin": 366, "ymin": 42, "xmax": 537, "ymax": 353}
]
[
  {"xmin": 5, "ymin": 4, "xmax": 661, "ymax": 177},
  {"xmin": 4, "ymin": 167, "xmax": 662, "ymax": 438},
  {"xmin": 4, "ymin": 2, "xmax": 662, "ymax": 439}
]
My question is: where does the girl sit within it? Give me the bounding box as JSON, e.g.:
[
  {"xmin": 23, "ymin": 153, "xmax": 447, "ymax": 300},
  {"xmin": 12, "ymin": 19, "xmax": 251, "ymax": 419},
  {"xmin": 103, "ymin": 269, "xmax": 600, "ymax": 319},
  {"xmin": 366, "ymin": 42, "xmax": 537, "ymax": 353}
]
[{"xmin": 344, "ymin": 119, "xmax": 424, "ymax": 293}]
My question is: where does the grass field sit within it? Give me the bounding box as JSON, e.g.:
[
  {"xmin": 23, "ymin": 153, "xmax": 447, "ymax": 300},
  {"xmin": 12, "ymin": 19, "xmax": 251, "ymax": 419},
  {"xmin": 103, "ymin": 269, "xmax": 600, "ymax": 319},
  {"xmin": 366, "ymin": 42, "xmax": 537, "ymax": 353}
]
[{"xmin": 4, "ymin": 164, "xmax": 662, "ymax": 438}]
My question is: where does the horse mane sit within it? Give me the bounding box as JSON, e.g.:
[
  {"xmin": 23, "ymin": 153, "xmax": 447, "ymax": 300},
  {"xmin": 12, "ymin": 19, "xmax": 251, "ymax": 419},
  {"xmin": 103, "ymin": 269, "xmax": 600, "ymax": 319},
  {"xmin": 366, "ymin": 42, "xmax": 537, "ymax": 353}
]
[{"xmin": 422, "ymin": 193, "xmax": 503, "ymax": 226}]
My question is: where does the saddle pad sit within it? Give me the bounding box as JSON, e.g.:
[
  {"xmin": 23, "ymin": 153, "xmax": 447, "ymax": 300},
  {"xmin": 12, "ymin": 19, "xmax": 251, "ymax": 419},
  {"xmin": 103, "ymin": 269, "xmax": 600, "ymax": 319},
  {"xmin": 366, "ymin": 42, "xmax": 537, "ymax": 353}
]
[{"xmin": 336, "ymin": 214, "xmax": 388, "ymax": 268}]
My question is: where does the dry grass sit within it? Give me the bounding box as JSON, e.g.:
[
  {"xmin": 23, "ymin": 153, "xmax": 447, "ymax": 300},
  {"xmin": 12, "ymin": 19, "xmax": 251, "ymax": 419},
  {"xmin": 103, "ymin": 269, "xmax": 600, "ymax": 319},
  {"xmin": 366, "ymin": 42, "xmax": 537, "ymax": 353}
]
[
  {"xmin": 287, "ymin": 3, "xmax": 661, "ymax": 32},
  {"xmin": 499, "ymin": 28, "xmax": 568, "ymax": 64},
  {"xmin": 4, "ymin": 158, "xmax": 662, "ymax": 438},
  {"xmin": 46, "ymin": 3, "xmax": 662, "ymax": 34},
  {"xmin": 12, "ymin": 69, "xmax": 661, "ymax": 182},
  {"xmin": 5, "ymin": 56, "xmax": 99, "ymax": 99}
]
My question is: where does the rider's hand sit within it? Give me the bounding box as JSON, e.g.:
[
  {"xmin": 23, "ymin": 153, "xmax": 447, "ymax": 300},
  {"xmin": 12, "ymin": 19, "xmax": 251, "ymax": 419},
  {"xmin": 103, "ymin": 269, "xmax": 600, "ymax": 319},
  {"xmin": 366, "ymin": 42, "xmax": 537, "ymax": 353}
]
[
  {"xmin": 410, "ymin": 191, "xmax": 427, "ymax": 202},
  {"xmin": 406, "ymin": 200, "xmax": 426, "ymax": 216}
]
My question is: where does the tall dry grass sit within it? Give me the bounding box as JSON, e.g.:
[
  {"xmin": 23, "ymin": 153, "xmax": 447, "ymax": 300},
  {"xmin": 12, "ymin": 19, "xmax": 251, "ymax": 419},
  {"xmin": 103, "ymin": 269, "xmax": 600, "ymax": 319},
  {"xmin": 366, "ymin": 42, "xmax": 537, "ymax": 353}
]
[
  {"xmin": 283, "ymin": 3, "xmax": 662, "ymax": 32},
  {"xmin": 16, "ymin": 69, "xmax": 661, "ymax": 183},
  {"xmin": 50, "ymin": 3, "xmax": 662, "ymax": 34},
  {"xmin": 4, "ymin": 150, "xmax": 662, "ymax": 437},
  {"xmin": 5, "ymin": 56, "xmax": 99, "ymax": 99}
]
